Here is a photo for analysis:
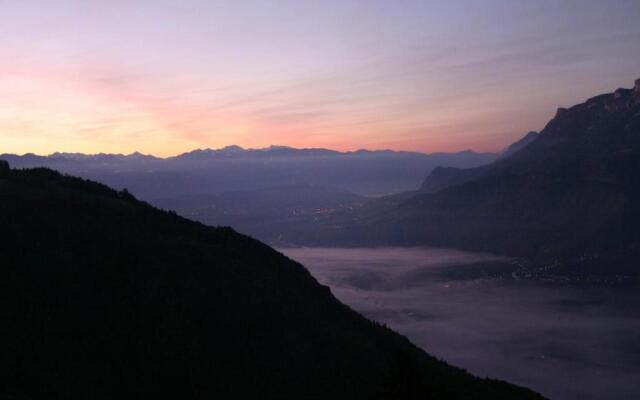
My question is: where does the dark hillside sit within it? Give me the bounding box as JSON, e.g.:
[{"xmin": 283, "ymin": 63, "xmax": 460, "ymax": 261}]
[{"xmin": 0, "ymin": 166, "xmax": 540, "ymax": 399}]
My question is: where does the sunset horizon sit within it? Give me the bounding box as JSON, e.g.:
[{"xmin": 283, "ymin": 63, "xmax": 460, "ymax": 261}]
[
  {"xmin": 2, "ymin": 140, "xmax": 514, "ymax": 158},
  {"xmin": 5, "ymin": 76, "xmax": 638, "ymax": 158},
  {"xmin": 2, "ymin": 1, "xmax": 639, "ymax": 157}
]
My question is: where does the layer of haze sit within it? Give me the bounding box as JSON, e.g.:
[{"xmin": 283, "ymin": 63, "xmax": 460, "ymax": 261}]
[
  {"xmin": 1, "ymin": 0, "xmax": 639, "ymax": 156},
  {"xmin": 282, "ymin": 247, "xmax": 640, "ymax": 400}
]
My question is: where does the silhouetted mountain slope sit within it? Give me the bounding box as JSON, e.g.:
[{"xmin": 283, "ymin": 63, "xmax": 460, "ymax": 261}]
[
  {"xmin": 419, "ymin": 165, "xmax": 490, "ymax": 194},
  {"xmin": 499, "ymin": 131, "xmax": 540, "ymax": 159},
  {"xmin": 349, "ymin": 79, "xmax": 640, "ymax": 277},
  {"xmin": 419, "ymin": 131, "xmax": 540, "ymax": 194},
  {"xmin": 0, "ymin": 167, "xmax": 541, "ymax": 399}
]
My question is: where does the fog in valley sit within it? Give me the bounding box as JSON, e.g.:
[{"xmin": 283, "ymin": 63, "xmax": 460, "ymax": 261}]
[{"xmin": 281, "ymin": 247, "xmax": 640, "ymax": 400}]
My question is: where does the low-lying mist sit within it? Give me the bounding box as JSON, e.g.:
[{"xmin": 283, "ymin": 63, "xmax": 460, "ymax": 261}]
[{"xmin": 281, "ymin": 247, "xmax": 640, "ymax": 400}]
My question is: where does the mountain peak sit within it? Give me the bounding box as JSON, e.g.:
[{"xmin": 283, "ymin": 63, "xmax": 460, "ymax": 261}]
[
  {"xmin": 265, "ymin": 145, "xmax": 293, "ymax": 151},
  {"xmin": 555, "ymin": 107, "xmax": 568, "ymax": 117},
  {"xmin": 221, "ymin": 145, "xmax": 245, "ymax": 152}
]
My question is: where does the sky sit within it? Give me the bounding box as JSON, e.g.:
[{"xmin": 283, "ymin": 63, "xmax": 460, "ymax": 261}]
[{"xmin": 1, "ymin": 0, "xmax": 639, "ymax": 156}]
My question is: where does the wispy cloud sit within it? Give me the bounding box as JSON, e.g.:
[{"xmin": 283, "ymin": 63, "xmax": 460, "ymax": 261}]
[{"xmin": 0, "ymin": 0, "xmax": 639, "ymax": 155}]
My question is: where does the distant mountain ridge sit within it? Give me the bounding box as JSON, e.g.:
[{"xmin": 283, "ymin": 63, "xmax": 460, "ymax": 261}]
[
  {"xmin": 1, "ymin": 145, "xmax": 498, "ymax": 198},
  {"xmin": 3, "ymin": 145, "xmax": 493, "ymax": 162},
  {"xmin": 172, "ymin": 145, "xmax": 341, "ymax": 159}
]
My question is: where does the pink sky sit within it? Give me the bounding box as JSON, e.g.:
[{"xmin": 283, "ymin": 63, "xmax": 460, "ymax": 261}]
[{"xmin": 1, "ymin": 1, "xmax": 639, "ymax": 156}]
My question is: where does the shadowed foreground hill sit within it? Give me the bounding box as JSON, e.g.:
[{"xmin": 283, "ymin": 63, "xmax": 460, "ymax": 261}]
[{"xmin": 0, "ymin": 167, "xmax": 541, "ymax": 399}]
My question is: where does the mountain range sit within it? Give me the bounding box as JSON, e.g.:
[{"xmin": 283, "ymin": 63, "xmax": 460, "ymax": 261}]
[
  {"xmin": 0, "ymin": 164, "xmax": 541, "ymax": 399},
  {"xmin": 1, "ymin": 146, "xmax": 497, "ymax": 198}
]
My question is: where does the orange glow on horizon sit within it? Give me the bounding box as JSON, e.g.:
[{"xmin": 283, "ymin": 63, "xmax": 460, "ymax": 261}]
[
  {"xmin": 1, "ymin": 2, "xmax": 639, "ymax": 157},
  {"xmin": 0, "ymin": 71, "xmax": 523, "ymax": 157}
]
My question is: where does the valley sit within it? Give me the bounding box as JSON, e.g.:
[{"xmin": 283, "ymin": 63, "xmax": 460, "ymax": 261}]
[{"xmin": 282, "ymin": 247, "xmax": 640, "ymax": 400}]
